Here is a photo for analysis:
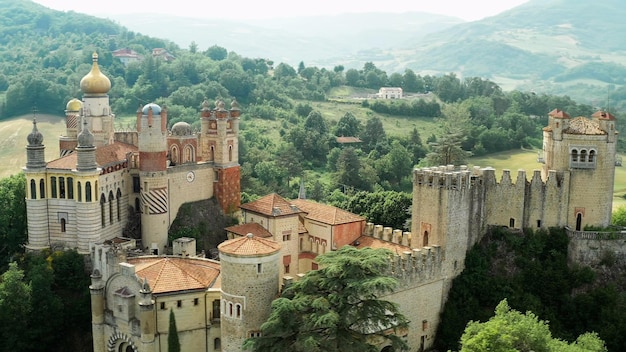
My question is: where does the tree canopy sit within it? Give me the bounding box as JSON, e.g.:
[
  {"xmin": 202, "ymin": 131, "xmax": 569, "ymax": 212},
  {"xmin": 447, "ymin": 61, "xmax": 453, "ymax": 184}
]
[
  {"xmin": 244, "ymin": 246, "xmax": 409, "ymax": 352},
  {"xmin": 459, "ymin": 299, "xmax": 606, "ymax": 352}
]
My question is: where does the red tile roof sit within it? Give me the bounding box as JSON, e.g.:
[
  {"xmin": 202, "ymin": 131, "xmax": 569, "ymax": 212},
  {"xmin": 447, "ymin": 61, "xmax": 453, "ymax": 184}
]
[
  {"xmin": 548, "ymin": 108, "xmax": 570, "ymax": 119},
  {"xmin": 46, "ymin": 142, "xmax": 137, "ymax": 170},
  {"xmin": 290, "ymin": 199, "xmax": 365, "ymax": 225},
  {"xmin": 592, "ymin": 110, "xmax": 616, "ymax": 121},
  {"xmin": 218, "ymin": 234, "xmax": 280, "ymax": 257},
  {"xmin": 240, "ymin": 193, "xmax": 302, "ymax": 217},
  {"xmin": 128, "ymin": 256, "xmax": 221, "ymax": 294},
  {"xmin": 225, "ymin": 222, "xmax": 273, "ymax": 238}
]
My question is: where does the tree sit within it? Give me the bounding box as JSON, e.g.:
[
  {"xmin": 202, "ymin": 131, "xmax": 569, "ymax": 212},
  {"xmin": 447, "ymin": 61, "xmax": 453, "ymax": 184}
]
[
  {"xmin": 244, "ymin": 246, "xmax": 409, "ymax": 352},
  {"xmin": 612, "ymin": 205, "xmax": 626, "ymax": 226},
  {"xmin": 334, "ymin": 112, "xmax": 361, "ymax": 137},
  {"xmin": 168, "ymin": 309, "xmax": 181, "ymax": 352},
  {"xmin": 0, "ymin": 173, "xmax": 27, "ymax": 265},
  {"xmin": 459, "ymin": 299, "xmax": 606, "ymax": 352},
  {"xmin": 361, "ymin": 117, "xmax": 386, "ymax": 153},
  {"xmin": 205, "ymin": 45, "xmax": 227, "ymax": 61},
  {"xmin": 27, "ymin": 258, "xmax": 63, "ymax": 350},
  {"xmin": 376, "ymin": 140, "xmax": 413, "ymax": 187},
  {"xmin": 335, "ymin": 147, "xmax": 363, "ymax": 191},
  {"xmin": 0, "ymin": 262, "xmax": 32, "ymax": 352},
  {"xmin": 425, "ymin": 104, "xmax": 472, "ymax": 166}
]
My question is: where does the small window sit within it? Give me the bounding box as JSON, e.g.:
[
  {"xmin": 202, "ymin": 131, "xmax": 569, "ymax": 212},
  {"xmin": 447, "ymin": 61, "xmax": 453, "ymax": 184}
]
[
  {"xmin": 194, "ymin": 298, "xmax": 199, "ymax": 306},
  {"xmin": 282, "ymin": 234, "xmax": 291, "ymax": 241},
  {"xmin": 59, "ymin": 177, "xmax": 65, "ymax": 198},
  {"xmin": 537, "ymin": 219, "xmax": 542, "ymax": 228},
  {"xmin": 160, "ymin": 302, "xmax": 165, "ymax": 310},
  {"xmin": 51, "ymin": 176, "xmax": 57, "ymax": 198},
  {"xmin": 285, "ymin": 265, "xmax": 290, "ymax": 274},
  {"xmin": 236, "ymin": 304, "xmax": 241, "ymax": 318},
  {"xmin": 422, "ymin": 320, "xmax": 428, "ymax": 331},
  {"xmin": 67, "ymin": 177, "xmax": 74, "ymax": 199},
  {"xmin": 509, "ymin": 218, "xmax": 515, "ymax": 228},
  {"xmin": 30, "ymin": 179, "xmax": 36, "ymax": 199},
  {"xmin": 39, "ymin": 179, "xmax": 45, "ymax": 199},
  {"xmin": 257, "ymin": 263, "xmax": 262, "ymax": 274},
  {"xmin": 177, "ymin": 300, "xmax": 182, "ymax": 308},
  {"xmin": 133, "ymin": 176, "xmax": 140, "ymax": 193},
  {"xmin": 61, "ymin": 218, "xmax": 66, "ymax": 233}
]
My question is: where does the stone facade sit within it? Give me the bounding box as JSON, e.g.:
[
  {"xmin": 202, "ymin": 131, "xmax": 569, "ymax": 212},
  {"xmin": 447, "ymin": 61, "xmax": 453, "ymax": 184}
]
[{"xmin": 24, "ymin": 53, "xmax": 240, "ymax": 255}]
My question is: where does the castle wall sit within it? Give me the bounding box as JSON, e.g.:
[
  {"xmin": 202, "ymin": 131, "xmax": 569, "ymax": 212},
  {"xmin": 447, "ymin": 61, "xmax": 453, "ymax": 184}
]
[
  {"xmin": 167, "ymin": 163, "xmax": 216, "ymax": 226},
  {"xmin": 568, "ymin": 230, "xmax": 626, "ymax": 265},
  {"xmin": 267, "ymin": 215, "xmax": 300, "ymax": 278}
]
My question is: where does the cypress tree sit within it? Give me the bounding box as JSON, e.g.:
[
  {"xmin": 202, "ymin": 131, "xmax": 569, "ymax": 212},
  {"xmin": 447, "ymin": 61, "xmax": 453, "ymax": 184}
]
[{"xmin": 168, "ymin": 309, "xmax": 181, "ymax": 352}]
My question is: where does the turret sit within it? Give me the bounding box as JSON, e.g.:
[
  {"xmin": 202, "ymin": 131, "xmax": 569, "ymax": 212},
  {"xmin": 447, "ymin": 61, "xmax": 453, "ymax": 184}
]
[
  {"xmin": 90, "ymin": 269, "xmax": 105, "ymax": 352},
  {"xmin": 79, "ymin": 52, "xmax": 114, "ymax": 147},
  {"xmin": 218, "ymin": 234, "xmax": 281, "ymax": 352},
  {"xmin": 138, "ymin": 103, "xmax": 170, "ymax": 253},
  {"xmin": 25, "ymin": 118, "xmax": 45, "ymax": 169},
  {"xmin": 138, "ymin": 279, "xmax": 156, "ymax": 345},
  {"xmin": 60, "ymin": 98, "xmax": 82, "ymax": 157},
  {"xmin": 24, "ymin": 118, "xmax": 49, "ymax": 251}
]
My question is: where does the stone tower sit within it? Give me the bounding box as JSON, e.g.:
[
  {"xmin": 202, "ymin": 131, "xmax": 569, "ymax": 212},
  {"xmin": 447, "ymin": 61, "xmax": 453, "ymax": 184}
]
[
  {"xmin": 24, "ymin": 119, "xmax": 48, "ymax": 251},
  {"xmin": 60, "ymin": 98, "xmax": 82, "ymax": 157},
  {"xmin": 200, "ymin": 99, "xmax": 241, "ymax": 213},
  {"xmin": 79, "ymin": 52, "xmax": 114, "ymax": 147},
  {"xmin": 218, "ymin": 234, "xmax": 281, "ymax": 351},
  {"xmin": 75, "ymin": 117, "xmax": 102, "ymax": 253},
  {"xmin": 137, "ymin": 103, "xmax": 169, "ymax": 254},
  {"xmin": 541, "ymin": 108, "xmax": 617, "ymax": 229},
  {"xmin": 90, "ymin": 269, "xmax": 105, "ymax": 352}
]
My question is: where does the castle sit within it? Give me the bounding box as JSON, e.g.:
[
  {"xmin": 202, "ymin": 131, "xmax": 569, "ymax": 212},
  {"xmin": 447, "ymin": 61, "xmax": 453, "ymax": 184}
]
[{"xmin": 23, "ymin": 54, "xmax": 621, "ymax": 352}]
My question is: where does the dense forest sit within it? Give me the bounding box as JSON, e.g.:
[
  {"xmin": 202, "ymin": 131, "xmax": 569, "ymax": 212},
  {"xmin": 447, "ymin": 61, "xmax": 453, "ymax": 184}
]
[{"xmin": 0, "ymin": 1, "xmax": 625, "ymax": 350}]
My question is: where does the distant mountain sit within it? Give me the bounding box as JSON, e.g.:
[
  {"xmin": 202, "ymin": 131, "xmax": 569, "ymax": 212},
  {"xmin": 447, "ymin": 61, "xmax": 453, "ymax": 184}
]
[
  {"xmin": 381, "ymin": 0, "xmax": 626, "ymax": 102},
  {"xmin": 105, "ymin": 12, "xmax": 463, "ymax": 67}
]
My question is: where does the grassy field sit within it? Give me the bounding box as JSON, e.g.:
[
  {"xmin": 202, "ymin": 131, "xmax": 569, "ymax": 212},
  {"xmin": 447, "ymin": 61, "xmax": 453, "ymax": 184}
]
[
  {"xmin": 469, "ymin": 149, "xmax": 626, "ymax": 210},
  {"xmin": 0, "ymin": 114, "xmax": 64, "ymax": 179}
]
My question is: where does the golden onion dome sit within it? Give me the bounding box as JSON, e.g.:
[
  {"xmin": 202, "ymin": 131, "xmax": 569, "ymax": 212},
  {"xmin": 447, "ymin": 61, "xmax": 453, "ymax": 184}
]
[
  {"xmin": 65, "ymin": 98, "xmax": 82, "ymax": 112},
  {"xmin": 79, "ymin": 52, "xmax": 111, "ymax": 95}
]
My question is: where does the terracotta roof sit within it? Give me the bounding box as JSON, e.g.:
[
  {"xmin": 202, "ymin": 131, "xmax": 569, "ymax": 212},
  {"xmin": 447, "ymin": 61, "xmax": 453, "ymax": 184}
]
[
  {"xmin": 218, "ymin": 233, "xmax": 280, "ymax": 257},
  {"xmin": 548, "ymin": 108, "xmax": 570, "ymax": 119},
  {"xmin": 353, "ymin": 235, "xmax": 411, "ymax": 254},
  {"xmin": 127, "ymin": 256, "xmax": 220, "ymax": 294},
  {"xmin": 240, "ymin": 193, "xmax": 302, "ymax": 217},
  {"xmin": 592, "ymin": 110, "xmax": 616, "ymax": 121},
  {"xmin": 46, "ymin": 142, "xmax": 137, "ymax": 170},
  {"xmin": 290, "ymin": 199, "xmax": 365, "ymax": 225},
  {"xmin": 336, "ymin": 136, "xmax": 362, "ymax": 144},
  {"xmin": 225, "ymin": 222, "xmax": 273, "ymax": 238},
  {"xmin": 564, "ymin": 117, "xmax": 606, "ymax": 135}
]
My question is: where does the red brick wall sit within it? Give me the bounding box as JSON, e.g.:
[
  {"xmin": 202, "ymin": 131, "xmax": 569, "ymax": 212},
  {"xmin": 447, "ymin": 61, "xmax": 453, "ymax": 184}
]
[
  {"xmin": 214, "ymin": 166, "xmax": 241, "ymax": 214},
  {"xmin": 333, "ymin": 221, "xmax": 365, "ymax": 248},
  {"xmin": 139, "ymin": 151, "xmax": 167, "ymax": 171}
]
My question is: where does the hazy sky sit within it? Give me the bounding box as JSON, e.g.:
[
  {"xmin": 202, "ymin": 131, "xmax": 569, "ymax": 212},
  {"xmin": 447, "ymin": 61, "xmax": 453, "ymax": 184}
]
[{"xmin": 33, "ymin": 0, "xmax": 530, "ymax": 22}]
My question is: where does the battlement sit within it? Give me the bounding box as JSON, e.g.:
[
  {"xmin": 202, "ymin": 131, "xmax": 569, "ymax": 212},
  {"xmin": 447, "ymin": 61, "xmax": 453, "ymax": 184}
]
[
  {"xmin": 363, "ymin": 223, "xmax": 444, "ymax": 287},
  {"xmin": 415, "ymin": 165, "xmax": 566, "ymax": 191}
]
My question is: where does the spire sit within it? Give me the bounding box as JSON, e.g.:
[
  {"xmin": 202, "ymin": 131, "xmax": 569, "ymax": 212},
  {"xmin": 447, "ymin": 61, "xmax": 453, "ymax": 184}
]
[
  {"xmin": 76, "ymin": 115, "xmax": 97, "ymax": 171},
  {"xmin": 25, "ymin": 111, "xmax": 46, "ymax": 169}
]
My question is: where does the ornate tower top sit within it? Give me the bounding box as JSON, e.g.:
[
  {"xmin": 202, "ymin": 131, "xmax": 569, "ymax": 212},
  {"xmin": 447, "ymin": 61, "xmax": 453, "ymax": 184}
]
[
  {"xmin": 27, "ymin": 118, "xmax": 44, "ymax": 146},
  {"xmin": 79, "ymin": 52, "xmax": 111, "ymax": 95}
]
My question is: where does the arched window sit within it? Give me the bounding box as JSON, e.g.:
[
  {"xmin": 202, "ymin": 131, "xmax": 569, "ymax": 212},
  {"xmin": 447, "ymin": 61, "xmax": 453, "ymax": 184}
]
[
  {"xmin": 228, "ymin": 302, "xmax": 233, "ymax": 317},
  {"xmin": 571, "ymin": 149, "xmax": 578, "ymax": 162},
  {"xmin": 580, "ymin": 149, "xmax": 588, "ymax": 162},
  {"xmin": 116, "ymin": 189, "xmax": 122, "ymax": 221},
  {"xmin": 509, "ymin": 218, "xmax": 515, "ymax": 228},
  {"xmin": 170, "ymin": 145, "xmax": 179, "ymax": 165},
  {"xmin": 59, "ymin": 177, "xmax": 65, "ymax": 198},
  {"xmin": 30, "ymin": 179, "xmax": 36, "ymax": 199},
  {"xmin": 100, "ymin": 195, "xmax": 106, "ymax": 228},
  {"xmin": 210, "ymin": 145, "xmax": 215, "ymax": 161},
  {"xmin": 228, "ymin": 145, "xmax": 233, "ymax": 162},
  {"xmin": 39, "ymin": 179, "xmax": 45, "ymax": 199},
  {"xmin": 236, "ymin": 304, "xmax": 242, "ymax": 318},
  {"xmin": 67, "ymin": 177, "xmax": 74, "ymax": 199},
  {"xmin": 109, "ymin": 191, "xmax": 115, "ymax": 224},
  {"xmin": 576, "ymin": 213, "xmax": 582, "ymax": 231},
  {"xmin": 51, "ymin": 176, "xmax": 57, "ymax": 198},
  {"xmin": 423, "ymin": 231, "xmax": 429, "ymax": 247},
  {"xmin": 589, "ymin": 150, "xmax": 596, "ymax": 163},
  {"xmin": 184, "ymin": 145, "xmax": 194, "ymax": 163},
  {"xmin": 77, "ymin": 181, "xmax": 82, "ymax": 202},
  {"xmin": 61, "ymin": 218, "xmax": 66, "ymax": 232},
  {"xmin": 85, "ymin": 182, "xmax": 92, "ymax": 202},
  {"xmin": 214, "ymin": 338, "xmax": 221, "ymax": 350}
]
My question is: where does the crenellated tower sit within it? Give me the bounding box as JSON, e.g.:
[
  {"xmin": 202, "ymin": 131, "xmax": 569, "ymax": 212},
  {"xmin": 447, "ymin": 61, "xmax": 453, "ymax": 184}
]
[
  {"xmin": 541, "ymin": 108, "xmax": 617, "ymax": 229},
  {"xmin": 137, "ymin": 103, "xmax": 169, "ymax": 254}
]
